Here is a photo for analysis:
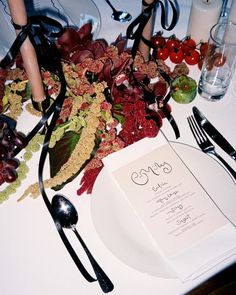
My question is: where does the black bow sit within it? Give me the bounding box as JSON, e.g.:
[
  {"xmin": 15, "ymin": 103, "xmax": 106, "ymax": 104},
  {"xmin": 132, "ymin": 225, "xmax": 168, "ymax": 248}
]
[
  {"xmin": 126, "ymin": 0, "xmax": 179, "ymax": 58},
  {"xmin": 0, "ymin": 15, "xmax": 64, "ymax": 69}
]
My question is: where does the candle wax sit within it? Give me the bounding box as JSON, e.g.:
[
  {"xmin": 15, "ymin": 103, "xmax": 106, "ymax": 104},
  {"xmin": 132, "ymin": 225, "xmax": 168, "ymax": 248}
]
[{"xmin": 187, "ymin": 0, "xmax": 222, "ymax": 44}]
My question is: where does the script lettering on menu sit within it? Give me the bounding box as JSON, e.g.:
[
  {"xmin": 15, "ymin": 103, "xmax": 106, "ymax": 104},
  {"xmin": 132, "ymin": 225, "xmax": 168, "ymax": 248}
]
[
  {"xmin": 112, "ymin": 143, "xmax": 227, "ymax": 257},
  {"xmin": 131, "ymin": 161, "xmax": 172, "ymax": 185}
]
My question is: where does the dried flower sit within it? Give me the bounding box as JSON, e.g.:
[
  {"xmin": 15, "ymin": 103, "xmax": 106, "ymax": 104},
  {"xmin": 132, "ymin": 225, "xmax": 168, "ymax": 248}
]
[{"xmin": 1, "ymin": 24, "xmax": 181, "ymax": 200}]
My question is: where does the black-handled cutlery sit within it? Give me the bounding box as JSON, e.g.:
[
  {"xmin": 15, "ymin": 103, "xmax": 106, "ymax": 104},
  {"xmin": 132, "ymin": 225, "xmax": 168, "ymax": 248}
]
[
  {"xmin": 193, "ymin": 107, "xmax": 236, "ymax": 161},
  {"xmin": 51, "ymin": 194, "xmax": 114, "ymax": 293},
  {"xmin": 187, "ymin": 114, "xmax": 236, "ymax": 181}
]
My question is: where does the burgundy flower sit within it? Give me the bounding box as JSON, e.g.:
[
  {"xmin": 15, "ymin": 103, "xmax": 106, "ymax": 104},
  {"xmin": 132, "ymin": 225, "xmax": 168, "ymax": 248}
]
[
  {"xmin": 122, "ymin": 102, "xmax": 133, "ymax": 115},
  {"xmin": 58, "ymin": 97, "xmax": 73, "ymax": 122},
  {"xmin": 153, "ymin": 81, "xmax": 168, "ymax": 101},
  {"xmin": 111, "ymin": 34, "xmax": 128, "ymax": 54},
  {"xmin": 57, "ymin": 27, "xmax": 81, "ymax": 53},
  {"xmin": 70, "ymin": 49, "xmax": 94, "ymax": 64}
]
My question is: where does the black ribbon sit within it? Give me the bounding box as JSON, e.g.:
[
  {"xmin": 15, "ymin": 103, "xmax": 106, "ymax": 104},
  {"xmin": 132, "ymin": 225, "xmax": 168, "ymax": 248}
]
[
  {"xmin": 0, "ymin": 16, "xmax": 96, "ymax": 283},
  {"xmin": 37, "ymin": 60, "xmax": 96, "ymax": 283},
  {"xmin": 126, "ymin": 0, "xmax": 180, "ymax": 139},
  {"xmin": 126, "ymin": 0, "xmax": 179, "ymax": 58},
  {"xmin": 0, "ymin": 9, "xmax": 178, "ymax": 281},
  {"xmin": 0, "ymin": 15, "xmax": 64, "ymax": 69}
]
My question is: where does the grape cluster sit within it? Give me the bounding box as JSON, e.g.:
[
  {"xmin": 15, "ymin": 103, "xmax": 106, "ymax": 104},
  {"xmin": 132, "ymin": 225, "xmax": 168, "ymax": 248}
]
[{"xmin": 0, "ymin": 117, "xmax": 27, "ymax": 185}]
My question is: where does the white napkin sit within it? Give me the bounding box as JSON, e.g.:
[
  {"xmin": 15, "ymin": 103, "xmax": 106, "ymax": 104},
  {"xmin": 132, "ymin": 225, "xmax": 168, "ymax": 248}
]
[{"xmin": 102, "ymin": 132, "xmax": 236, "ymax": 281}]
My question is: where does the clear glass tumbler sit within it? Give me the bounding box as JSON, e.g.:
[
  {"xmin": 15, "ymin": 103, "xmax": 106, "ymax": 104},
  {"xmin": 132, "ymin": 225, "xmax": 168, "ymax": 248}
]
[{"xmin": 198, "ymin": 22, "xmax": 236, "ymax": 101}]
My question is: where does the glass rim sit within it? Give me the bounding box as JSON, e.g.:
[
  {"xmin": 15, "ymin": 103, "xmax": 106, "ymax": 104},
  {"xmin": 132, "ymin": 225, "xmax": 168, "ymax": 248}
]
[{"xmin": 210, "ymin": 21, "xmax": 236, "ymax": 46}]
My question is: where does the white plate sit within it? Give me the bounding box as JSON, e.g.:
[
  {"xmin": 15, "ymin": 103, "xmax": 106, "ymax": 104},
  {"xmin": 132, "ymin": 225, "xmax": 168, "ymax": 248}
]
[
  {"xmin": 90, "ymin": 141, "xmax": 236, "ymax": 278},
  {"xmin": 0, "ymin": 0, "xmax": 101, "ymax": 58}
]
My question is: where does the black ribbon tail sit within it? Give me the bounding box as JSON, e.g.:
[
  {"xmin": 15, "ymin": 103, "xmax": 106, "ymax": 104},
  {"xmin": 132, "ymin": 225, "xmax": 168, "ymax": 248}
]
[
  {"xmin": 1, "ymin": 15, "xmax": 99, "ymax": 282},
  {"xmin": 0, "ymin": 27, "xmax": 29, "ymax": 68},
  {"xmin": 127, "ymin": 0, "xmax": 180, "ymax": 139},
  {"xmin": 163, "ymin": 107, "xmax": 180, "ymax": 139}
]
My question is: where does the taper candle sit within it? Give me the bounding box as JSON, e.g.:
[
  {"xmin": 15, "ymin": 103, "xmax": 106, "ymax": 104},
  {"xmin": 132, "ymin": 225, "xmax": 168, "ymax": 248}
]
[
  {"xmin": 7, "ymin": 0, "xmax": 45, "ymax": 103},
  {"xmin": 138, "ymin": 0, "xmax": 156, "ymax": 61},
  {"xmin": 187, "ymin": 0, "xmax": 222, "ymax": 44}
]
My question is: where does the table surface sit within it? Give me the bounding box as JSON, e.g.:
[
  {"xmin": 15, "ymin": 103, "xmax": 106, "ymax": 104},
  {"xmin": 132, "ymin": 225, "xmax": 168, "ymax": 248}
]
[{"xmin": 0, "ymin": 1, "xmax": 236, "ymax": 295}]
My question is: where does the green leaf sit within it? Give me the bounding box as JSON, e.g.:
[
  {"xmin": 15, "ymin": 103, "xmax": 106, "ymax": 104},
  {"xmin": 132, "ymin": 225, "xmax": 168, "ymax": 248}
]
[
  {"xmin": 49, "ymin": 131, "xmax": 81, "ymax": 178},
  {"xmin": 25, "ymin": 83, "xmax": 32, "ymax": 100},
  {"xmin": 113, "ymin": 113, "xmax": 125, "ymax": 125},
  {"xmin": 49, "ymin": 130, "xmax": 101, "ymax": 191},
  {"xmin": 113, "ymin": 103, "xmax": 123, "ymax": 111}
]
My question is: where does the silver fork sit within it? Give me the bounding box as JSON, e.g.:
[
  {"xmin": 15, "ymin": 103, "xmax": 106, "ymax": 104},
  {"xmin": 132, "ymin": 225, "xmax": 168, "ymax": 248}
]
[{"xmin": 187, "ymin": 115, "xmax": 236, "ymax": 181}]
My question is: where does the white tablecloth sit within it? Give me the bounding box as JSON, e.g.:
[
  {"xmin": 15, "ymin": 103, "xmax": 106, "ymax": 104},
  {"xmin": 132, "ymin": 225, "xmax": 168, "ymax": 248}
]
[{"xmin": 0, "ymin": 1, "xmax": 235, "ymax": 295}]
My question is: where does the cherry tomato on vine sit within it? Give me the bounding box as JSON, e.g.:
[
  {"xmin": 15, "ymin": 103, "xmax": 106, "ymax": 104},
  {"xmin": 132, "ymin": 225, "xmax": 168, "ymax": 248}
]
[
  {"xmin": 166, "ymin": 37, "xmax": 181, "ymax": 50},
  {"xmin": 213, "ymin": 52, "xmax": 226, "ymax": 67},
  {"xmin": 184, "ymin": 50, "xmax": 200, "ymax": 65},
  {"xmin": 156, "ymin": 46, "xmax": 169, "ymax": 60},
  {"xmin": 181, "ymin": 37, "xmax": 196, "ymax": 53},
  {"xmin": 200, "ymin": 42, "xmax": 209, "ymax": 58},
  {"xmin": 198, "ymin": 59, "xmax": 204, "ymax": 70},
  {"xmin": 169, "ymin": 48, "xmax": 184, "ymax": 64},
  {"xmin": 151, "ymin": 35, "xmax": 166, "ymax": 47}
]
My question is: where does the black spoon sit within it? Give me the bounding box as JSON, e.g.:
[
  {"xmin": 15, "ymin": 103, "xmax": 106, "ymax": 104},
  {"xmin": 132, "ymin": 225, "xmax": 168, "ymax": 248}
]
[
  {"xmin": 51, "ymin": 194, "xmax": 114, "ymax": 293},
  {"xmin": 104, "ymin": 0, "xmax": 132, "ymax": 22}
]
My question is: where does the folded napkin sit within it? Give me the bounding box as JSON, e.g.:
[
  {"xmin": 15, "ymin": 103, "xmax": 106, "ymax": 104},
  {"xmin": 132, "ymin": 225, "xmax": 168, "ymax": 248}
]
[{"xmin": 102, "ymin": 132, "xmax": 236, "ymax": 281}]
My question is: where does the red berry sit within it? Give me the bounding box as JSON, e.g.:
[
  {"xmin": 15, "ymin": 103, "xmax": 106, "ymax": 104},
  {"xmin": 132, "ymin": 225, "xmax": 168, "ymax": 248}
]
[
  {"xmin": 169, "ymin": 48, "xmax": 184, "ymax": 64},
  {"xmin": 200, "ymin": 42, "xmax": 209, "ymax": 58},
  {"xmin": 0, "ymin": 144, "xmax": 7, "ymax": 159},
  {"xmin": 166, "ymin": 36, "xmax": 181, "ymax": 50},
  {"xmin": 198, "ymin": 59, "xmax": 204, "ymax": 70},
  {"xmin": 185, "ymin": 50, "xmax": 200, "ymax": 65},
  {"xmin": 181, "ymin": 37, "xmax": 196, "ymax": 53},
  {"xmin": 4, "ymin": 158, "xmax": 19, "ymax": 170},
  {"xmin": 2, "ymin": 167, "xmax": 17, "ymax": 183},
  {"xmin": 14, "ymin": 133, "xmax": 27, "ymax": 148},
  {"xmin": 151, "ymin": 34, "xmax": 166, "ymax": 48},
  {"xmin": 156, "ymin": 46, "xmax": 169, "ymax": 61},
  {"xmin": 213, "ymin": 52, "xmax": 226, "ymax": 67}
]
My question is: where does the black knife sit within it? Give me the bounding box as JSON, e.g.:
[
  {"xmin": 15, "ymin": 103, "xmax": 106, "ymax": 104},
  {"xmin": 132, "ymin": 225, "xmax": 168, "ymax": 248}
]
[{"xmin": 193, "ymin": 106, "xmax": 236, "ymax": 161}]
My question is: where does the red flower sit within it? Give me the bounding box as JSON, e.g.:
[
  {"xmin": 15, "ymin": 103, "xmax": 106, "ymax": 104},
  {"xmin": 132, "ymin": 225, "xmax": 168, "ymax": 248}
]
[
  {"xmin": 80, "ymin": 102, "xmax": 90, "ymax": 111},
  {"xmin": 77, "ymin": 165, "xmax": 103, "ymax": 195},
  {"xmin": 122, "ymin": 103, "xmax": 134, "ymax": 115}
]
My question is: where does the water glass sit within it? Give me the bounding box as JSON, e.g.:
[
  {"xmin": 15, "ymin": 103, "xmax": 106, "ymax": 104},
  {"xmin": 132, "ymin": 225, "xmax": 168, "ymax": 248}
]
[{"xmin": 198, "ymin": 22, "xmax": 236, "ymax": 101}]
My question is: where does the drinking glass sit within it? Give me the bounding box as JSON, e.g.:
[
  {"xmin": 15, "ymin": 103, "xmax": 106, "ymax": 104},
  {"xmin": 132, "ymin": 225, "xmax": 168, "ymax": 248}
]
[{"xmin": 198, "ymin": 22, "xmax": 236, "ymax": 101}]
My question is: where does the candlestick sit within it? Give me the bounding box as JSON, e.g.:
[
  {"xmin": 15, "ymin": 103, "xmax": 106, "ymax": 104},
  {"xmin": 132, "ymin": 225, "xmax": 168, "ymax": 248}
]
[
  {"xmin": 7, "ymin": 0, "xmax": 45, "ymax": 104},
  {"xmin": 187, "ymin": 0, "xmax": 222, "ymax": 44},
  {"xmin": 138, "ymin": 0, "xmax": 156, "ymax": 61}
]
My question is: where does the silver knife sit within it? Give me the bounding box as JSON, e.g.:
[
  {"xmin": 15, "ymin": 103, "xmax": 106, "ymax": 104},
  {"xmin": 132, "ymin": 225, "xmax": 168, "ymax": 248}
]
[{"xmin": 193, "ymin": 106, "xmax": 236, "ymax": 161}]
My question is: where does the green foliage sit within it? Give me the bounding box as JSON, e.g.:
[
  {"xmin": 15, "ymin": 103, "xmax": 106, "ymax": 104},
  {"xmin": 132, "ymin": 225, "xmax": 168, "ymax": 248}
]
[{"xmin": 49, "ymin": 131, "xmax": 81, "ymax": 178}]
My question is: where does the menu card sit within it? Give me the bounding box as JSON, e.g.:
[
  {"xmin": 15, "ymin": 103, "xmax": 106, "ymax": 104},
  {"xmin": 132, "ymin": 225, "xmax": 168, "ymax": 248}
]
[{"xmin": 103, "ymin": 133, "xmax": 236, "ymax": 280}]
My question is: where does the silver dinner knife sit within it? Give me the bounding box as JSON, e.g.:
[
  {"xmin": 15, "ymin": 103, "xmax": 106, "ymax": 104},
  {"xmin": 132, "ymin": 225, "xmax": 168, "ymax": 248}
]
[{"xmin": 193, "ymin": 106, "xmax": 236, "ymax": 161}]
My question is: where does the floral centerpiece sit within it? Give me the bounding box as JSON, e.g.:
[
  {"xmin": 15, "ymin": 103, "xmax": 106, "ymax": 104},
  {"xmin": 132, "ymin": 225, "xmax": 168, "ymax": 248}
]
[{"xmin": 0, "ymin": 16, "xmax": 191, "ymax": 202}]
